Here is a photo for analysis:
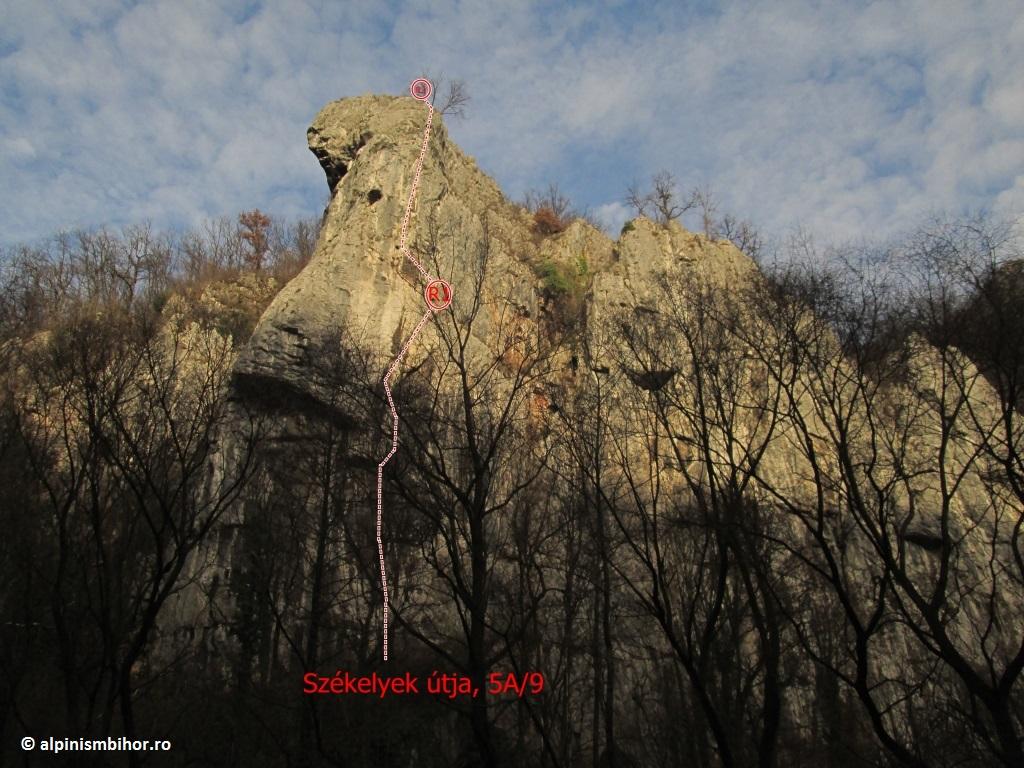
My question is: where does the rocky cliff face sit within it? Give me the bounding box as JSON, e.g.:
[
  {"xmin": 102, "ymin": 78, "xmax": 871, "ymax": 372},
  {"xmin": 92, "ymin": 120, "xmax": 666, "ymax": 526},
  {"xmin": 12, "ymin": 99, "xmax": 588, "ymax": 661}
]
[
  {"xmin": 230, "ymin": 92, "xmax": 1018, "ymax": 645},
  {"xmin": 208, "ymin": 94, "xmax": 1020, "ymax": 764},
  {"xmin": 238, "ymin": 96, "xmax": 532, "ymax": 410},
  {"xmin": 234, "ymin": 94, "xmax": 756, "ymax": 421}
]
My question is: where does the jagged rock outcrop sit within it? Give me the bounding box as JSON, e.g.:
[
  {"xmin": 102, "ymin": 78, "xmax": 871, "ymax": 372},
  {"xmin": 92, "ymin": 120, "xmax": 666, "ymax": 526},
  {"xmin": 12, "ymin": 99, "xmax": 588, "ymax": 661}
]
[
  {"xmin": 232, "ymin": 92, "xmax": 1018, "ymax": 615},
  {"xmin": 235, "ymin": 94, "xmax": 758, "ymax": 424},
  {"xmin": 209, "ymin": 93, "xmax": 1021, "ymax": 764},
  {"xmin": 237, "ymin": 95, "xmax": 541, "ymax": 412}
]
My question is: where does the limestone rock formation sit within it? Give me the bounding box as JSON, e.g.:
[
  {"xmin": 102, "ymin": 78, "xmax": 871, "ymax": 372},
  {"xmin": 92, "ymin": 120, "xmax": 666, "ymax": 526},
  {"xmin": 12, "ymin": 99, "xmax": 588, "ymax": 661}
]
[
  {"xmin": 211, "ymin": 93, "xmax": 1020, "ymax": 763},
  {"xmin": 237, "ymin": 95, "xmax": 539, "ymax": 413},
  {"xmin": 235, "ymin": 93, "xmax": 757, "ymax": 426}
]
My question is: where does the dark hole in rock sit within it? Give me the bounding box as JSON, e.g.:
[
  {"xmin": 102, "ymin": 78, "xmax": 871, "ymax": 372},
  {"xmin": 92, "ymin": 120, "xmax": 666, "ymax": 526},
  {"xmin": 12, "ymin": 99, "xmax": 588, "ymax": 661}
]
[
  {"xmin": 313, "ymin": 151, "xmax": 347, "ymax": 195},
  {"xmin": 627, "ymin": 367, "xmax": 676, "ymax": 391},
  {"xmin": 367, "ymin": 189, "xmax": 383, "ymax": 204},
  {"xmin": 308, "ymin": 129, "xmax": 373, "ymax": 195},
  {"xmin": 904, "ymin": 530, "xmax": 943, "ymax": 552}
]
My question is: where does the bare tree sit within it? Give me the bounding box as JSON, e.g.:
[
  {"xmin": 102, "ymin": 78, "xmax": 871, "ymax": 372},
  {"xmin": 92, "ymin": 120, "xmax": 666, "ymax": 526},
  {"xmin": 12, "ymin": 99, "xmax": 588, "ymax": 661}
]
[
  {"xmin": 691, "ymin": 184, "xmax": 718, "ymax": 237},
  {"xmin": 7, "ymin": 306, "xmax": 258, "ymax": 761},
  {"xmin": 604, "ymin": 273, "xmax": 791, "ymax": 768},
  {"xmin": 422, "ymin": 73, "xmax": 471, "ymax": 118},
  {"xmin": 387, "ymin": 212, "xmax": 562, "ymax": 766},
  {"xmin": 625, "ymin": 171, "xmax": 695, "ymax": 226},
  {"xmin": 715, "ymin": 213, "xmax": 764, "ymax": 262},
  {"xmin": 748, "ymin": 241, "xmax": 1024, "ymax": 766}
]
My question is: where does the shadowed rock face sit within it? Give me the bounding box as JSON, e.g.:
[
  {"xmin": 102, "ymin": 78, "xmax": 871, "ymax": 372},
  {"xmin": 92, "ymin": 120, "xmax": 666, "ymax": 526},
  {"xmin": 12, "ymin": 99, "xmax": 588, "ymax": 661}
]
[
  {"xmin": 208, "ymin": 96, "xmax": 1021, "ymax": 758},
  {"xmin": 232, "ymin": 96, "xmax": 997, "ymax": 557}
]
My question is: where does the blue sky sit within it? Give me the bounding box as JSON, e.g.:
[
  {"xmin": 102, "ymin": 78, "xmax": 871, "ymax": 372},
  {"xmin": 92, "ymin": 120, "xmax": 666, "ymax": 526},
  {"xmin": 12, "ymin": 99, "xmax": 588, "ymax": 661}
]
[{"xmin": 1, "ymin": 0, "xmax": 1022, "ymax": 247}]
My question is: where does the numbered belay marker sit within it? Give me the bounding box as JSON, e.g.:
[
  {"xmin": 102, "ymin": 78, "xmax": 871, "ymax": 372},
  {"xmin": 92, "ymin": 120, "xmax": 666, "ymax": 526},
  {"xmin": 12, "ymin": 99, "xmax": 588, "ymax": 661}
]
[
  {"xmin": 409, "ymin": 78, "xmax": 433, "ymax": 102},
  {"xmin": 425, "ymin": 279, "xmax": 453, "ymax": 311}
]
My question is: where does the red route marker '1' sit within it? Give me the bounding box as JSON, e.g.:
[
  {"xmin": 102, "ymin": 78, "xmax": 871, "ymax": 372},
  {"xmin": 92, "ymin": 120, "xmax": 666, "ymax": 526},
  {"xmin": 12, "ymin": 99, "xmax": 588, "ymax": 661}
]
[{"xmin": 425, "ymin": 279, "xmax": 453, "ymax": 312}]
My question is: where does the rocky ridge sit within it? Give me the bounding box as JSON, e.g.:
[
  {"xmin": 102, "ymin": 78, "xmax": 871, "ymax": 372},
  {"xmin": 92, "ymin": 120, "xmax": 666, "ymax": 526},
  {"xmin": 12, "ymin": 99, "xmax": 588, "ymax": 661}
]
[
  {"xmin": 234, "ymin": 94, "xmax": 756, "ymax": 419},
  {"xmin": 213, "ymin": 94, "xmax": 1020, "ymax": 763}
]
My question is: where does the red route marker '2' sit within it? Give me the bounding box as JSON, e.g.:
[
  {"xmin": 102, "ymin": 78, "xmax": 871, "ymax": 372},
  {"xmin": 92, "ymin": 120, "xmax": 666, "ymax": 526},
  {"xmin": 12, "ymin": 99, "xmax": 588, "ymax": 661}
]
[{"xmin": 409, "ymin": 78, "xmax": 432, "ymax": 102}]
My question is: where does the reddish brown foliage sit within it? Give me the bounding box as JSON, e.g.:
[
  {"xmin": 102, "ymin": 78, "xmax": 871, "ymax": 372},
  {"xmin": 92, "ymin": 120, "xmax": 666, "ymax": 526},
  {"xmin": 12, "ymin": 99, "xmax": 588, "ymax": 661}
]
[
  {"xmin": 533, "ymin": 206, "xmax": 566, "ymax": 236},
  {"xmin": 239, "ymin": 209, "xmax": 272, "ymax": 271}
]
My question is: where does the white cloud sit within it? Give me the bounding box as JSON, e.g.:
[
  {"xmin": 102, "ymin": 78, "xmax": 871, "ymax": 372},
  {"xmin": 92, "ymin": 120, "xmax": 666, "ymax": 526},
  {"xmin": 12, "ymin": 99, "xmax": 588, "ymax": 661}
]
[
  {"xmin": 594, "ymin": 201, "xmax": 629, "ymax": 235},
  {"xmin": 3, "ymin": 136, "xmax": 35, "ymax": 159},
  {"xmin": 0, "ymin": 0, "xmax": 1022, "ymax": 248}
]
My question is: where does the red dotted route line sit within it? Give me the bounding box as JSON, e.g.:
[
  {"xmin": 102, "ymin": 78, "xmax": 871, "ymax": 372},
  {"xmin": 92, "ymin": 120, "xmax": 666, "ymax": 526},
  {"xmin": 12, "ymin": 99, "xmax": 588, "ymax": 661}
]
[{"xmin": 376, "ymin": 79, "xmax": 451, "ymax": 661}]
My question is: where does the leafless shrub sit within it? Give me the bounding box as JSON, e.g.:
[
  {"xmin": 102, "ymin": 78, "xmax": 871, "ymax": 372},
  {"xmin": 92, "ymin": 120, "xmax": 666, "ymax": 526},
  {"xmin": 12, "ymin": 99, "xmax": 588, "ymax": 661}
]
[
  {"xmin": 625, "ymin": 171, "xmax": 695, "ymax": 226},
  {"xmin": 421, "ymin": 72, "xmax": 471, "ymax": 118}
]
